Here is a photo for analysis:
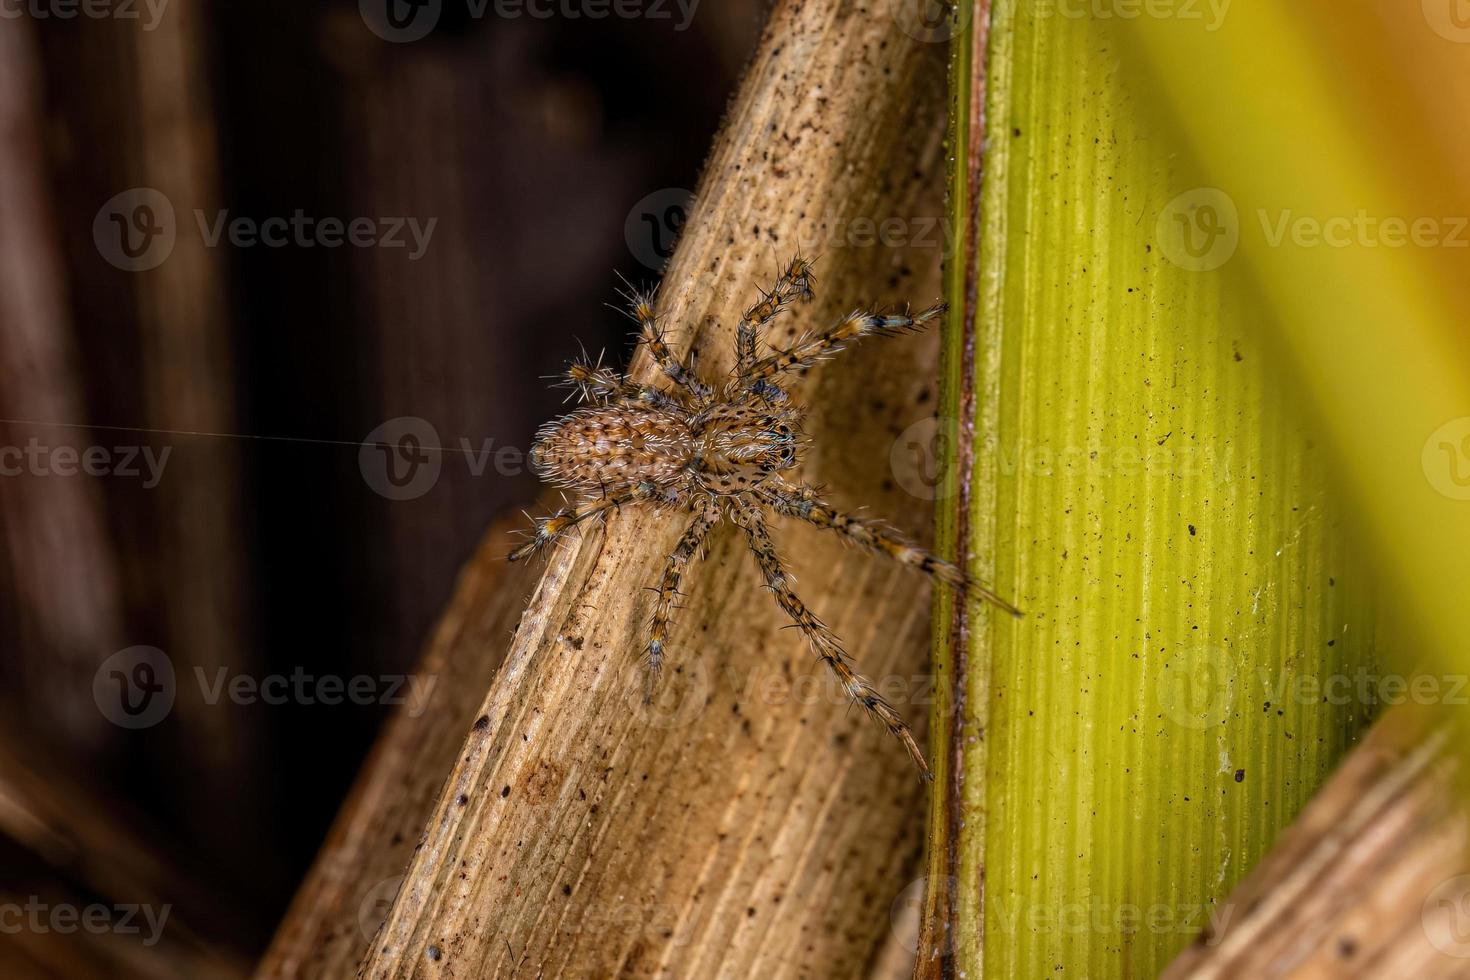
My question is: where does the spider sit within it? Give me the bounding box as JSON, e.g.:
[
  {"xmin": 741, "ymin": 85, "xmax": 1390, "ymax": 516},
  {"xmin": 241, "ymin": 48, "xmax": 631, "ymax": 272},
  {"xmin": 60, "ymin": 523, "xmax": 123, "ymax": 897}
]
[{"xmin": 509, "ymin": 256, "xmax": 1020, "ymax": 778}]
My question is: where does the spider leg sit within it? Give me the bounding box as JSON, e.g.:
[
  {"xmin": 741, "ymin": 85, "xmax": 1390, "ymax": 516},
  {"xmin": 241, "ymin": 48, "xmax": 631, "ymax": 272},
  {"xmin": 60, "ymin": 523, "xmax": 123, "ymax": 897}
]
[
  {"xmin": 507, "ymin": 484, "xmax": 653, "ymax": 562},
  {"xmin": 734, "ymin": 253, "xmax": 817, "ymax": 376},
  {"xmin": 562, "ymin": 360, "xmax": 685, "ymax": 410},
  {"xmin": 645, "ymin": 499, "xmax": 722, "ymax": 695},
  {"xmin": 617, "ymin": 279, "xmax": 713, "ymax": 404},
  {"xmin": 732, "ymin": 499, "xmax": 932, "ymax": 780},
  {"xmin": 759, "ymin": 479, "xmax": 1022, "ymax": 617},
  {"xmin": 738, "ymin": 302, "xmax": 947, "ymax": 386}
]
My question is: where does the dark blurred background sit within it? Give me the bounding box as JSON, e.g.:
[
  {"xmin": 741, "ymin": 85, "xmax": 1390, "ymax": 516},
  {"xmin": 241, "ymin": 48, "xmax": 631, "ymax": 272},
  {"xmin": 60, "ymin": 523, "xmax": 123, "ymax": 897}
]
[{"xmin": 0, "ymin": 0, "xmax": 764, "ymax": 969}]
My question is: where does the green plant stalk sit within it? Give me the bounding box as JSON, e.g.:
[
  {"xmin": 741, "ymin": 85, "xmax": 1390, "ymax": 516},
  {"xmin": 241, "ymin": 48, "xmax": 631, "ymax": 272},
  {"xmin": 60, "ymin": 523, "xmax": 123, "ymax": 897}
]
[
  {"xmin": 925, "ymin": 3, "xmax": 1380, "ymax": 976},
  {"xmin": 1125, "ymin": 2, "xmax": 1470, "ymax": 724}
]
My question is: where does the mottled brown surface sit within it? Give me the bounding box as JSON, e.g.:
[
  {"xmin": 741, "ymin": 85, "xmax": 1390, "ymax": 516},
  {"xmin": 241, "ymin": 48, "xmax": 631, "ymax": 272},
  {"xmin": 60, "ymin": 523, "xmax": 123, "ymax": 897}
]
[{"xmin": 357, "ymin": 0, "xmax": 955, "ymax": 974}]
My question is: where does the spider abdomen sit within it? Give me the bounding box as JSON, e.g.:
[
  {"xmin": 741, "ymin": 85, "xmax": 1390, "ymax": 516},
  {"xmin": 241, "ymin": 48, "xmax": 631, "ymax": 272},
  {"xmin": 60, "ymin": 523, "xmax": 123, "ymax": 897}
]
[{"xmin": 530, "ymin": 405, "xmax": 693, "ymax": 493}]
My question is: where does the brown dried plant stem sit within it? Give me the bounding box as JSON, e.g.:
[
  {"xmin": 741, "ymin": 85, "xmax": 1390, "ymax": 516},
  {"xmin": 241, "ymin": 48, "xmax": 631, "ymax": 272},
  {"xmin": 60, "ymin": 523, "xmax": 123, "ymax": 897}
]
[
  {"xmin": 257, "ymin": 511, "xmax": 538, "ymax": 977},
  {"xmin": 357, "ymin": 1, "xmax": 953, "ymax": 976},
  {"xmin": 0, "ymin": 1, "xmax": 127, "ymax": 759},
  {"xmin": 37, "ymin": 0, "xmax": 260, "ymax": 827},
  {"xmin": 1163, "ymin": 706, "xmax": 1470, "ymax": 979}
]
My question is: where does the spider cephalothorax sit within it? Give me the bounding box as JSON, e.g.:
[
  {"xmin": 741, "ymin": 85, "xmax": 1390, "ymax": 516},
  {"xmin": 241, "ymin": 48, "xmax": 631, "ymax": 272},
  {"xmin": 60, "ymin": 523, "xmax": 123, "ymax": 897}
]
[{"xmin": 510, "ymin": 256, "xmax": 1019, "ymax": 778}]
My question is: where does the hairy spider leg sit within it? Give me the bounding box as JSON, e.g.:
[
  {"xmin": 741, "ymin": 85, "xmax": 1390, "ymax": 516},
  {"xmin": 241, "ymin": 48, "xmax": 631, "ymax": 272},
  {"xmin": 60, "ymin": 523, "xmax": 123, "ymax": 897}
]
[
  {"xmin": 618, "ymin": 278, "xmax": 713, "ymax": 404},
  {"xmin": 563, "ymin": 361, "xmax": 685, "ymax": 411},
  {"xmin": 732, "ymin": 499, "xmax": 932, "ymax": 780},
  {"xmin": 645, "ymin": 499, "xmax": 722, "ymax": 695},
  {"xmin": 734, "ymin": 254, "xmax": 817, "ymax": 376},
  {"xmin": 760, "ymin": 479, "xmax": 1022, "ymax": 617},
  {"xmin": 507, "ymin": 484, "xmax": 657, "ymax": 562},
  {"xmin": 739, "ymin": 302, "xmax": 948, "ymax": 385}
]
